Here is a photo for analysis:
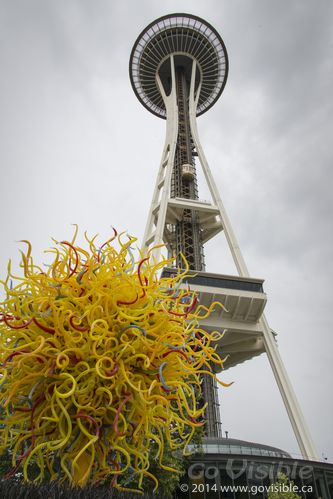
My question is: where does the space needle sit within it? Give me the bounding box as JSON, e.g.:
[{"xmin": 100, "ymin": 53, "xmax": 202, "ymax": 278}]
[{"xmin": 129, "ymin": 13, "xmax": 317, "ymax": 460}]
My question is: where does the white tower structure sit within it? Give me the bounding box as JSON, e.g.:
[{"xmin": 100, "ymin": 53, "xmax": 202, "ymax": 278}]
[{"xmin": 129, "ymin": 13, "xmax": 317, "ymax": 460}]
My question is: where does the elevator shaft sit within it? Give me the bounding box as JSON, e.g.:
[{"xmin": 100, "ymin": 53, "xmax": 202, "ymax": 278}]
[
  {"xmin": 170, "ymin": 68, "xmax": 205, "ymax": 272},
  {"xmin": 169, "ymin": 66, "xmax": 221, "ymax": 438}
]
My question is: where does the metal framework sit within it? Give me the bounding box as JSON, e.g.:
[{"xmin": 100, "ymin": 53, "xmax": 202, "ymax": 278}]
[{"xmin": 129, "ymin": 13, "xmax": 318, "ymax": 459}]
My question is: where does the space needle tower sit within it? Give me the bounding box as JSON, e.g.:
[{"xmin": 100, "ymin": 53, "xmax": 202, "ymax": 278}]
[{"xmin": 129, "ymin": 14, "xmax": 317, "ymax": 460}]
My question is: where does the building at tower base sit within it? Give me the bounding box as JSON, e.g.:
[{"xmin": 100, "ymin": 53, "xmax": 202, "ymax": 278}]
[{"xmin": 176, "ymin": 439, "xmax": 333, "ymax": 499}]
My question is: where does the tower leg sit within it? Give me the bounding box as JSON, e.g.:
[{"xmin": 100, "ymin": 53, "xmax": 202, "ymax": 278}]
[
  {"xmin": 188, "ymin": 62, "xmax": 318, "ymax": 460},
  {"xmin": 142, "ymin": 57, "xmax": 179, "ymax": 263},
  {"xmin": 260, "ymin": 315, "xmax": 318, "ymax": 460}
]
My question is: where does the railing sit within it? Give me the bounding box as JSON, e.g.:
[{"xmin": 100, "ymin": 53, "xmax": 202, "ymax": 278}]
[
  {"xmin": 198, "ymin": 442, "xmax": 291, "ymax": 459},
  {"xmin": 161, "ymin": 267, "xmax": 264, "ymax": 293}
]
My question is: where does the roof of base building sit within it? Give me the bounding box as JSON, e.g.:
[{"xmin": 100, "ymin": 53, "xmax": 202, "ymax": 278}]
[{"xmin": 200, "ymin": 437, "xmax": 291, "ymax": 459}]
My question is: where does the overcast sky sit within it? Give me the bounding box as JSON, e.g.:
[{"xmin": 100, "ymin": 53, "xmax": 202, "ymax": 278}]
[{"xmin": 0, "ymin": 0, "xmax": 332, "ymax": 463}]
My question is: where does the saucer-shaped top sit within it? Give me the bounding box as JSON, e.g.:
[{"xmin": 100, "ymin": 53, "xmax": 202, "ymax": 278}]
[{"xmin": 129, "ymin": 13, "xmax": 229, "ymax": 119}]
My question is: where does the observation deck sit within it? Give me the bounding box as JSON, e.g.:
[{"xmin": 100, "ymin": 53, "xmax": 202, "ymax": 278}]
[
  {"xmin": 161, "ymin": 267, "xmax": 267, "ymax": 370},
  {"xmin": 129, "ymin": 13, "xmax": 229, "ymax": 118}
]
